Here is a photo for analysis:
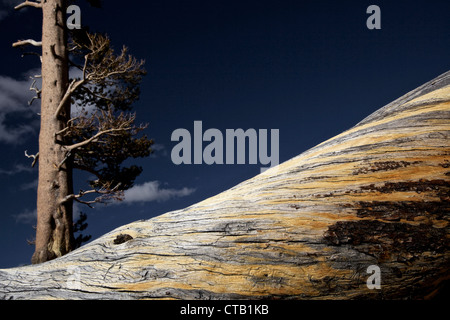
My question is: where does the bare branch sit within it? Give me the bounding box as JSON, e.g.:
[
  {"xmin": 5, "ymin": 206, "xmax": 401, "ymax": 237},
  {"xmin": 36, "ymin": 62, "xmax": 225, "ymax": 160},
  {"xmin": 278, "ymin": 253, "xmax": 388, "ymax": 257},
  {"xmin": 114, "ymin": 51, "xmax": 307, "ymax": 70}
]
[
  {"xmin": 54, "ymin": 117, "xmax": 82, "ymax": 139},
  {"xmin": 62, "ymin": 189, "xmax": 98, "ymax": 201},
  {"xmin": 54, "ymin": 126, "xmax": 70, "ymax": 137},
  {"xmin": 54, "ymin": 51, "xmax": 92, "ymax": 120},
  {"xmin": 54, "ymin": 78, "xmax": 85, "ymax": 119},
  {"xmin": 21, "ymin": 52, "xmax": 42, "ymax": 63},
  {"xmin": 14, "ymin": 0, "xmax": 42, "ymax": 10},
  {"xmin": 57, "ymin": 150, "xmax": 72, "ymax": 171},
  {"xmin": 61, "ymin": 190, "xmax": 99, "ymax": 208},
  {"xmin": 12, "ymin": 39, "xmax": 42, "ymax": 48},
  {"xmin": 29, "ymin": 75, "xmax": 42, "ymax": 93},
  {"xmin": 73, "ymin": 198, "xmax": 96, "ymax": 208},
  {"xmin": 24, "ymin": 150, "xmax": 39, "ymax": 168},
  {"xmin": 66, "ymin": 127, "xmax": 132, "ymax": 151},
  {"xmin": 28, "ymin": 75, "xmax": 42, "ymax": 106},
  {"xmin": 60, "ymin": 183, "xmax": 123, "ymax": 208},
  {"xmin": 82, "ymin": 54, "xmax": 90, "ymax": 81}
]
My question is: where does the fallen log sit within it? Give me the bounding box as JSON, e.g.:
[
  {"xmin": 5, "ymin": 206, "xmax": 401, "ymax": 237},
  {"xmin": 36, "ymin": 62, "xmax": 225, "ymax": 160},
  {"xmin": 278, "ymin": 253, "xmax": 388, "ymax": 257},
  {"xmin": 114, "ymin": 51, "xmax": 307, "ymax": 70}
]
[{"xmin": 0, "ymin": 71, "xmax": 449, "ymax": 300}]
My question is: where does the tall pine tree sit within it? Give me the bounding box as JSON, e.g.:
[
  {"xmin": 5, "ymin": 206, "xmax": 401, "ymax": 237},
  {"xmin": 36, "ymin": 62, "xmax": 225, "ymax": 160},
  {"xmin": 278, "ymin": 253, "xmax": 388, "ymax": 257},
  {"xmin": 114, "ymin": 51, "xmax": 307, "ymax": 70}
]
[{"xmin": 12, "ymin": 0, "xmax": 152, "ymax": 264}]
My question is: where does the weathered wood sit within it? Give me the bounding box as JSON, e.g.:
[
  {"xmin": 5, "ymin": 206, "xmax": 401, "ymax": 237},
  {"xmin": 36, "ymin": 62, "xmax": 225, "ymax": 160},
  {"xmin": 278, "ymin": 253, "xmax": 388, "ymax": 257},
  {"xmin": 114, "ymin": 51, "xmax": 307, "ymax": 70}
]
[{"xmin": 1, "ymin": 71, "xmax": 449, "ymax": 300}]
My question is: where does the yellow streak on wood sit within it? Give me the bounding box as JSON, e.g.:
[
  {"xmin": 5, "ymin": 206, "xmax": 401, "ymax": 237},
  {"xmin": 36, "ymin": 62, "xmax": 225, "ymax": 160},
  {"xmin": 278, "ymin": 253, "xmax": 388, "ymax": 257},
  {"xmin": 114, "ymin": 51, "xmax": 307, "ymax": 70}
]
[
  {"xmin": 116, "ymin": 253, "xmax": 356, "ymax": 298},
  {"xmin": 403, "ymin": 86, "xmax": 450, "ymax": 106}
]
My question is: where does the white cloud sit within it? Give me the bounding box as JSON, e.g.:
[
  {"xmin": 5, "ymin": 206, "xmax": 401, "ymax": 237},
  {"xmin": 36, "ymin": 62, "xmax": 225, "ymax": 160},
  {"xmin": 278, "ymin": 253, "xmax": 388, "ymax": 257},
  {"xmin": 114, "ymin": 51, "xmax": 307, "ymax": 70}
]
[
  {"xmin": 0, "ymin": 163, "xmax": 34, "ymax": 175},
  {"xmin": 14, "ymin": 208, "xmax": 36, "ymax": 224},
  {"xmin": 0, "ymin": 67, "xmax": 100, "ymax": 142},
  {"xmin": 20, "ymin": 177, "xmax": 38, "ymax": 190},
  {"xmin": 151, "ymin": 143, "xmax": 165, "ymax": 152},
  {"xmin": 0, "ymin": 70, "xmax": 40, "ymax": 144},
  {"xmin": 122, "ymin": 181, "xmax": 195, "ymax": 204},
  {"xmin": 150, "ymin": 143, "xmax": 168, "ymax": 157}
]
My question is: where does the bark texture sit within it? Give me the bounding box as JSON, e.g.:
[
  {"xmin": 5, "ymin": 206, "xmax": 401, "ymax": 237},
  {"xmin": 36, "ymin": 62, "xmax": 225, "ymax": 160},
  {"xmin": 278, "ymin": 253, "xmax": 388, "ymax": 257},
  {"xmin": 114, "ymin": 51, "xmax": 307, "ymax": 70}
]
[
  {"xmin": 1, "ymin": 71, "xmax": 449, "ymax": 299},
  {"xmin": 32, "ymin": 0, "xmax": 74, "ymax": 264}
]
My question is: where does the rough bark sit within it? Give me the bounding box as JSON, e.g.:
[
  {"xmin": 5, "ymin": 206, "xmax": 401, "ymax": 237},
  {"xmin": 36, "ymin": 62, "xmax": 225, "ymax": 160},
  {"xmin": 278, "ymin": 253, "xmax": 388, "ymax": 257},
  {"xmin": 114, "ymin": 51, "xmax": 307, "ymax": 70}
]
[
  {"xmin": 32, "ymin": 0, "xmax": 74, "ymax": 264},
  {"xmin": 1, "ymin": 71, "xmax": 449, "ymax": 299}
]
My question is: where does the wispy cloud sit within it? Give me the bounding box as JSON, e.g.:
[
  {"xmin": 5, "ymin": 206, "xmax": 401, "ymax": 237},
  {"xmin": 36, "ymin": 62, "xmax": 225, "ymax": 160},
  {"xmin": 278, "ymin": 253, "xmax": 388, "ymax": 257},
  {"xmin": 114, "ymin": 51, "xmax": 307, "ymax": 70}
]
[
  {"xmin": 13, "ymin": 207, "xmax": 36, "ymax": 224},
  {"xmin": 121, "ymin": 181, "xmax": 195, "ymax": 204},
  {"xmin": 0, "ymin": 70, "xmax": 40, "ymax": 144},
  {"xmin": 20, "ymin": 177, "xmax": 38, "ymax": 190},
  {"xmin": 0, "ymin": 163, "xmax": 35, "ymax": 175},
  {"xmin": 150, "ymin": 143, "xmax": 168, "ymax": 158}
]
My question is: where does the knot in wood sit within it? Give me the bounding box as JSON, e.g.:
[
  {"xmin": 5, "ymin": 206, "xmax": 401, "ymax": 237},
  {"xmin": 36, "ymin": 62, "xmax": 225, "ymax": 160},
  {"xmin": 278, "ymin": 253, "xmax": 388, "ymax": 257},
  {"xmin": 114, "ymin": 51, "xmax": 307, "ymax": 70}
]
[{"xmin": 113, "ymin": 234, "xmax": 133, "ymax": 245}]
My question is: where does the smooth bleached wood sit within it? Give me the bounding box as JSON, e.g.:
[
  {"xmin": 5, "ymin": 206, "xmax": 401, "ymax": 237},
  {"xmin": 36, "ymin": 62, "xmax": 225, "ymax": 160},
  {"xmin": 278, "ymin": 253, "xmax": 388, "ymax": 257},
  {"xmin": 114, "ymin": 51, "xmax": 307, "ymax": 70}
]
[{"xmin": 1, "ymin": 71, "xmax": 449, "ymax": 299}]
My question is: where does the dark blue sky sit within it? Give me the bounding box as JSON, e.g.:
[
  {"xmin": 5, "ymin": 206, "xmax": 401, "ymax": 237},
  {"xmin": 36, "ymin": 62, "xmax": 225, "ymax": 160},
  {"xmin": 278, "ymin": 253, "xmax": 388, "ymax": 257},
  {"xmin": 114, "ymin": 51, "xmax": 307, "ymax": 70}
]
[{"xmin": 0, "ymin": 0, "xmax": 449, "ymax": 267}]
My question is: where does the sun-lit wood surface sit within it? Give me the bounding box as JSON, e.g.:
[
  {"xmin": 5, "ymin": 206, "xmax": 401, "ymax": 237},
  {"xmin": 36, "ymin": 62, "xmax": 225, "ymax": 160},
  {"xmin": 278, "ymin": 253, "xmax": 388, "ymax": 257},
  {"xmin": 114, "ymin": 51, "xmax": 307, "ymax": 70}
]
[{"xmin": 1, "ymin": 71, "xmax": 449, "ymax": 300}]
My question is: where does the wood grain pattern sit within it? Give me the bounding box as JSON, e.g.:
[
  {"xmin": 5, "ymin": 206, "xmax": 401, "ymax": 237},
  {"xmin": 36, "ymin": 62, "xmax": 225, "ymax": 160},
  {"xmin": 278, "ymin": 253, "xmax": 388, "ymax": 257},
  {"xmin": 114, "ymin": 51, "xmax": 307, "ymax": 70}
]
[{"xmin": 1, "ymin": 71, "xmax": 449, "ymax": 300}]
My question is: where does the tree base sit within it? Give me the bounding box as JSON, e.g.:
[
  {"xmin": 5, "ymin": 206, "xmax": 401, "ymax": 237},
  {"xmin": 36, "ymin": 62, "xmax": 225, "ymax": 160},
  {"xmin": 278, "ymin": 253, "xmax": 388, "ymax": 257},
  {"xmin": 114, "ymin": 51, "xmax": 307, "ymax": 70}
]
[{"xmin": 31, "ymin": 248, "xmax": 57, "ymax": 265}]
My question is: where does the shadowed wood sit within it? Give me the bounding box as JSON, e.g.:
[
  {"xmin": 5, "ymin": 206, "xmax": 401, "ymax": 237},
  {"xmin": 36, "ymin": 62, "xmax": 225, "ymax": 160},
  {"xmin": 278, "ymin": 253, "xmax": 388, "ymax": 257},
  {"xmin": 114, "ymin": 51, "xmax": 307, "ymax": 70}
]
[{"xmin": 1, "ymin": 71, "xmax": 449, "ymax": 300}]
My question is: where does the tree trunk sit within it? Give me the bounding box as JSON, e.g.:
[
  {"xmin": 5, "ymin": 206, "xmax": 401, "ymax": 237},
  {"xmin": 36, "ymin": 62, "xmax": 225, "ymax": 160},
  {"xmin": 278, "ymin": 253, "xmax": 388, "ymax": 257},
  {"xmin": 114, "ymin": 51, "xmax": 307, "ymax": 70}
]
[
  {"xmin": 32, "ymin": 0, "xmax": 74, "ymax": 264},
  {"xmin": 2, "ymin": 71, "xmax": 449, "ymax": 299}
]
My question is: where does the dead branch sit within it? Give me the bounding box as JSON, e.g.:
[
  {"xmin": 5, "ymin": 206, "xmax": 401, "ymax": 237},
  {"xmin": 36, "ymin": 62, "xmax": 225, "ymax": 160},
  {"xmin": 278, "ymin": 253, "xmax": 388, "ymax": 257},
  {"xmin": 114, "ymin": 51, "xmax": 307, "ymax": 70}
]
[
  {"xmin": 24, "ymin": 150, "xmax": 39, "ymax": 168},
  {"xmin": 12, "ymin": 39, "xmax": 42, "ymax": 48},
  {"xmin": 54, "ymin": 78, "xmax": 85, "ymax": 119},
  {"xmin": 54, "ymin": 52, "xmax": 91, "ymax": 119},
  {"xmin": 28, "ymin": 75, "xmax": 42, "ymax": 106},
  {"xmin": 66, "ymin": 126, "xmax": 133, "ymax": 151},
  {"xmin": 21, "ymin": 52, "xmax": 42, "ymax": 63},
  {"xmin": 61, "ymin": 183, "xmax": 122, "ymax": 208},
  {"xmin": 61, "ymin": 189, "xmax": 99, "ymax": 208},
  {"xmin": 54, "ymin": 126, "xmax": 70, "ymax": 138},
  {"xmin": 57, "ymin": 150, "xmax": 72, "ymax": 171},
  {"xmin": 54, "ymin": 116, "xmax": 81, "ymax": 138},
  {"xmin": 14, "ymin": 0, "xmax": 42, "ymax": 10}
]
